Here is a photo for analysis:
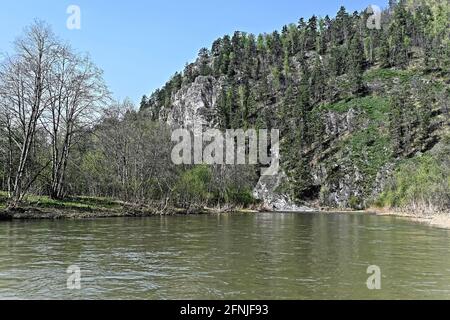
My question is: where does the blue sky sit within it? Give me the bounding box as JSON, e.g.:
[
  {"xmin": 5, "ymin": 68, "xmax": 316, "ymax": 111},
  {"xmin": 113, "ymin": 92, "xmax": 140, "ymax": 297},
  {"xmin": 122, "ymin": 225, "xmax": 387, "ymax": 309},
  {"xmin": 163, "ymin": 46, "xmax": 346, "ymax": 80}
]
[{"xmin": 0, "ymin": 0, "xmax": 388, "ymax": 104}]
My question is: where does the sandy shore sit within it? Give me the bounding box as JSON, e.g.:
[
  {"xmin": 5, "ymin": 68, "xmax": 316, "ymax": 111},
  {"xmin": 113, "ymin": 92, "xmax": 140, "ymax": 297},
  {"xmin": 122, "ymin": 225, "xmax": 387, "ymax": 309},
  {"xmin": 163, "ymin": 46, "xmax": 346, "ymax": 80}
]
[{"xmin": 369, "ymin": 207, "xmax": 450, "ymax": 229}]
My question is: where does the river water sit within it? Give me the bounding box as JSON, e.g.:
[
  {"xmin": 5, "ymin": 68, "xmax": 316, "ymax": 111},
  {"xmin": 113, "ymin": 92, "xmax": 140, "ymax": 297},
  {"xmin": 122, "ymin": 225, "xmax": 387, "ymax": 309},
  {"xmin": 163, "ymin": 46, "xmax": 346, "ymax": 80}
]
[{"xmin": 1, "ymin": 212, "xmax": 450, "ymax": 299}]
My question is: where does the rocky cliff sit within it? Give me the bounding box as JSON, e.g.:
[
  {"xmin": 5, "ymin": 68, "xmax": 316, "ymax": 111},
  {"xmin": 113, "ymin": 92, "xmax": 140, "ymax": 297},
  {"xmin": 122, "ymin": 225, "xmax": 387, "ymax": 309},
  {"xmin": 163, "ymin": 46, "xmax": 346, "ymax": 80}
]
[
  {"xmin": 143, "ymin": 75, "xmax": 305, "ymax": 211},
  {"xmin": 140, "ymin": 2, "xmax": 450, "ymax": 211}
]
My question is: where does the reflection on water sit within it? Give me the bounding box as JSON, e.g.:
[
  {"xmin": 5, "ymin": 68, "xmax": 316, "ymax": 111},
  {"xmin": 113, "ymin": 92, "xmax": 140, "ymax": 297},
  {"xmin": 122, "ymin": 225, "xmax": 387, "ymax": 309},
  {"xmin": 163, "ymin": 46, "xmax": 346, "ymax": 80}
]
[{"xmin": 0, "ymin": 212, "xmax": 450, "ymax": 299}]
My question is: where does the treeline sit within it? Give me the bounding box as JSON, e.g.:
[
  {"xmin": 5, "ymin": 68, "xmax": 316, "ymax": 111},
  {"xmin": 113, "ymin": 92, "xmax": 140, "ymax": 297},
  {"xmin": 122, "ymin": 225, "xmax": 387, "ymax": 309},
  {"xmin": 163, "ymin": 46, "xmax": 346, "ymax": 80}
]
[
  {"xmin": 142, "ymin": 0, "xmax": 449, "ymax": 120},
  {"xmin": 0, "ymin": 22, "xmax": 257, "ymax": 210}
]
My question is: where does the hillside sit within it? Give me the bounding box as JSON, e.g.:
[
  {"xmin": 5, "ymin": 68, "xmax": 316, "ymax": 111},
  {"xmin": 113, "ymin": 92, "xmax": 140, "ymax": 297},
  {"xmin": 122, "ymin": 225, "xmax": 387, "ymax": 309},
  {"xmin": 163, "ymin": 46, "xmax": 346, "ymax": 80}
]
[{"xmin": 140, "ymin": 0, "xmax": 450, "ymax": 213}]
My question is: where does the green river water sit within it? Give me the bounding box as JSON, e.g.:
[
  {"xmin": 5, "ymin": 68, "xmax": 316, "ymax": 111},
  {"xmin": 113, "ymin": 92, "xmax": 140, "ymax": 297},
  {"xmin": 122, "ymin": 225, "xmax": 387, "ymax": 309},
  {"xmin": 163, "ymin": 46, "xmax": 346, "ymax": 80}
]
[{"xmin": 1, "ymin": 212, "xmax": 450, "ymax": 299}]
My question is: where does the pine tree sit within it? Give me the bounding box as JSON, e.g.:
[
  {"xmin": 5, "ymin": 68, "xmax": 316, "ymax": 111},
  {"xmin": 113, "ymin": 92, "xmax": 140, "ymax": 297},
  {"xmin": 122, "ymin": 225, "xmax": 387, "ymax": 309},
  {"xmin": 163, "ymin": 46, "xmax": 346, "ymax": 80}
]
[
  {"xmin": 220, "ymin": 35, "xmax": 232, "ymax": 75},
  {"xmin": 244, "ymin": 34, "xmax": 257, "ymax": 79},
  {"xmin": 306, "ymin": 15, "xmax": 318, "ymax": 51},
  {"xmin": 389, "ymin": 86, "xmax": 411, "ymax": 156},
  {"xmin": 270, "ymin": 31, "xmax": 283, "ymax": 67},
  {"xmin": 379, "ymin": 32, "xmax": 391, "ymax": 67},
  {"xmin": 281, "ymin": 84, "xmax": 298, "ymax": 135},
  {"xmin": 198, "ymin": 48, "xmax": 211, "ymax": 76},
  {"xmin": 216, "ymin": 87, "xmax": 230, "ymax": 128},
  {"xmin": 171, "ymin": 72, "xmax": 182, "ymax": 91},
  {"xmin": 310, "ymin": 56, "xmax": 326, "ymax": 103},
  {"xmin": 388, "ymin": 3, "xmax": 413, "ymax": 68},
  {"xmin": 328, "ymin": 45, "xmax": 344, "ymax": 77},
  {"xmin": 415, "ymin": 80, "xmax": 434, "ymax": 148},
  {"xmin": 139, "ymin": 95, "xmax": 148, "ymax": 110},
  {"xmin": 348, "ymin": 35, "xmax": 365, "ymax": 95},
  {"xmin": 334, "ymin": 6, "xmax": 350, "ymax": 46}
]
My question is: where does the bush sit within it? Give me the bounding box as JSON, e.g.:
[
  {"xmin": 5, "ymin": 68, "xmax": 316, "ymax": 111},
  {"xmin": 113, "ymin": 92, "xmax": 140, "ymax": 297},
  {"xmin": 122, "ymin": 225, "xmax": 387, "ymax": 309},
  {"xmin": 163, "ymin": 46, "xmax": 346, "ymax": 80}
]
[
  {"xmin": 224, "ymin": 187, "xmax": 256, "ymax": 207},
  {"xmin": 349, "ymin": 196, "xmax": 363, "ymax": 210},
  {"xmin": 174, "ymin": 166, "xmax": 212, "ymax": 208}
]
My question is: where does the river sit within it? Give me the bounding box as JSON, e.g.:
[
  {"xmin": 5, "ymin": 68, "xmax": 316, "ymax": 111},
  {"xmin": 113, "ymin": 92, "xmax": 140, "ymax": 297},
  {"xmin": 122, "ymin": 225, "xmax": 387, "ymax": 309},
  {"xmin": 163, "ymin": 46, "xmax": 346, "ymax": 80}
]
[{"xmin": 1, "ymin": 212, "xmax": 450, "ymax": 299}]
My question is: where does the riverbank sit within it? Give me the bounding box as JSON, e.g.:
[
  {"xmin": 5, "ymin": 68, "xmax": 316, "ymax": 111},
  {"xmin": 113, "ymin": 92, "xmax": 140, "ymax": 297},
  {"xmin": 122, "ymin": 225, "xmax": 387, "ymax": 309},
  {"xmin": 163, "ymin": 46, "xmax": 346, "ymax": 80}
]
[
  {"xmin": 0, "ymin": 205, "xmax": 227, "ymax": 220},
  {"xmin": 369, "ymin": 207, "xmax": 450, "ymax": 229},
  {"xmin": 0, "ymin": 192, "xmax": 260, "ymax": 220},
  {"xmin": 0, "ymin": 206, "xmax": 259, "ymax": 220},
  {"xmin": 302, "ymin": 204, "xmax": 450, "ymax": 230},
  {"xmin": 1, "ymin": 193, "xmax": 448, "ymax": 230}
]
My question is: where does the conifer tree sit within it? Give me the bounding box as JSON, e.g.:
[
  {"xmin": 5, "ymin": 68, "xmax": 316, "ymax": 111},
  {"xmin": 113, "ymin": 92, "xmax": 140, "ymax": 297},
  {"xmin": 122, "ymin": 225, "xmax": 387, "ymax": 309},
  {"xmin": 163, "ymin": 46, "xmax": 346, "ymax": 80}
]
[{"xmin": 348, "ymin": 35, "xmax": 365, "ymax": 95}]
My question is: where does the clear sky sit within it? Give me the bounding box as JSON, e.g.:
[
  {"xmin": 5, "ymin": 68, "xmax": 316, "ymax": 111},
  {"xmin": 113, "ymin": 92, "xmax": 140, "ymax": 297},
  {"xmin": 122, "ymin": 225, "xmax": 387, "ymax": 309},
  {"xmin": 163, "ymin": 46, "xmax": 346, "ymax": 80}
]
[{"xmin": 0, "ymin": 0, "xmax": 388, "ymax": 104}]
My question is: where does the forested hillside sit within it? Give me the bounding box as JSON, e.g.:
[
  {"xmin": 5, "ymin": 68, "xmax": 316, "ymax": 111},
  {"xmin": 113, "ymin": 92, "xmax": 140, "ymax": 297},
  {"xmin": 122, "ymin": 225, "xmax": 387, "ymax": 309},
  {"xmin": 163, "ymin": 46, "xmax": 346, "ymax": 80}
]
[{"xmin": 141, "ymin": 0, "xmax": 450, "ymax": 213}]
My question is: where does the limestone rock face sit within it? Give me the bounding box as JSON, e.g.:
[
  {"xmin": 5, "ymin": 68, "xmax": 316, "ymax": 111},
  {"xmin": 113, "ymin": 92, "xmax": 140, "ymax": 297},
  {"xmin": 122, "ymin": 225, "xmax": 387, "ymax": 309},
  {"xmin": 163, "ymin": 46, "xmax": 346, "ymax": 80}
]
[
  {"xmin": 253, "ymin": 172, "xmax": 314, "ymax": 212},
  {"xmin": 165, "ymin": 76, "xmax": 221, "ymax": 128},
  {"xmin": 308, "ymin": 108, "xmax": 375, "ymax": 209}
]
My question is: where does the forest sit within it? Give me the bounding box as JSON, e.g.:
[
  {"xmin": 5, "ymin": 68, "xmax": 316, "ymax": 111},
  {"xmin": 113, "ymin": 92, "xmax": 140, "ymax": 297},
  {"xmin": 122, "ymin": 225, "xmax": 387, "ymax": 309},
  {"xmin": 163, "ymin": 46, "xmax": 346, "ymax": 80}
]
[{"xmin": 1, "ymin": 0, "xmax": 449, "ymax": 216}]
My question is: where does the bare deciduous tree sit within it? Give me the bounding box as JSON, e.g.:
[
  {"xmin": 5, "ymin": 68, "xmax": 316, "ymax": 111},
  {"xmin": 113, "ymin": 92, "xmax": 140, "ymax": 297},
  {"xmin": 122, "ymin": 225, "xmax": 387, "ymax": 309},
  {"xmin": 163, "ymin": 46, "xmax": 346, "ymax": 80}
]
[
  {"xmin": 0, "ymin": 21, "xmax": 110, "ymax": 205},
  {"xmin": 0, "ymin": 22, "xmax": 58, "ymax": 205},
  {"xmin": 42, "ymin": 45, "xmax": 110, "ymax": 199}
]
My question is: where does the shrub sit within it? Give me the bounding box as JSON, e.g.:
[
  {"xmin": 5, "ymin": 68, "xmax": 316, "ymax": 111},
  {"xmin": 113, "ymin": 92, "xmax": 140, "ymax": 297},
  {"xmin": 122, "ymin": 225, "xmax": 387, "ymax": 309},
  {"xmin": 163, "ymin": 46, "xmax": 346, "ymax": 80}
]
[
  {"xmin": 224, "ymin": 187, "xmax": 256, "ymax": 207},
  {"xmin": 174, "ymin": 166, "xmax": 212, "ymax": 208}
]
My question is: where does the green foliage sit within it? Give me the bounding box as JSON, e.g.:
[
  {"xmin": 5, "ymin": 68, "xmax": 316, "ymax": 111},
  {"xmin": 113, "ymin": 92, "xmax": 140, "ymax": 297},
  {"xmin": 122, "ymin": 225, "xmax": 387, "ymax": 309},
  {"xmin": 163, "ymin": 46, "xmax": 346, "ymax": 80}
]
[
  {"xmin": 174, "ymin": 166, "xmax": 212, "ymax": 207},
  {"xmin": 222, "ymin": 187, "xmax": 256, "ymax": 207},
  {"xmin": 0, "ymin": 192, "xmax": 121, "ymax": 212},
  {"xmin": 117, "ymin": 0, "xmax": 450, "ymax": 211},
  {"xmin": 345, "ymin": 126, "xmax": 392, "ymax": 179},
  {"xmin": 0, "ymin": 191, "xmax": 7, "ymax": 209},
  {"xmin": 363, "ymin": 68, "xmax": 413, "ymax": 83},
  {"xmin": 173, "ymin": 165, "xmax": 257, "ymax": 208},
  {"xmin": 348, "ymin": 35, "xmax": 365, "ymax": 94},
  {"xmin": 376, "ymin": 141, "xmax": 450, "ymax": 212},
  {"xmin": 142, "ymin": 0, "xmax": 447, "ymax": 114},
  {"xmin": 320, "ymin": 96, "xmax": 390, "ymax": 123},
  {"xmin": 348, "ymin": 196, "xmax": 363, "ymax": 210}
]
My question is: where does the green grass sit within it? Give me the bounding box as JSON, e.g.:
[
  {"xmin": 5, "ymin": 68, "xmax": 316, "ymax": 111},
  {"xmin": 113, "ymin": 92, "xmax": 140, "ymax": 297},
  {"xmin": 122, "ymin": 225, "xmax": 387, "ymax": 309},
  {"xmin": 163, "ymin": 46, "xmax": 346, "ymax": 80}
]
[
  {"xmin": 330, "ymin": 125, "xmax": 393, "ymax": 186},
  {"xmin": 319, "ymin": 96, "xmax": 390, "ymax": 123},
  {"xmin": 0, "ymin": 192, "xmax": 122, "ymax": 211},
  {"xmin": 317, "ymin": 94, "xmax": 394, "ymax": 207},
  {"xmin": 25, "ymin": 195, "xmax": 121, "ymax": 211},
  {"xmin": 363, "ymin": 68, "xmax": 414, "ymax": 82}
]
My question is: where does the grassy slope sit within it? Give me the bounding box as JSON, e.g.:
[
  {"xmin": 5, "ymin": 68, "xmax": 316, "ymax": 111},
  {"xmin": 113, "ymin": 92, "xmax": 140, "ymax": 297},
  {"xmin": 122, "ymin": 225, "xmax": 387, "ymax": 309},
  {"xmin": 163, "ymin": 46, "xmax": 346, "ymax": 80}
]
[{"xmin": 317, "ymin": 66, "xmax": 449, "ymax": 212}]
